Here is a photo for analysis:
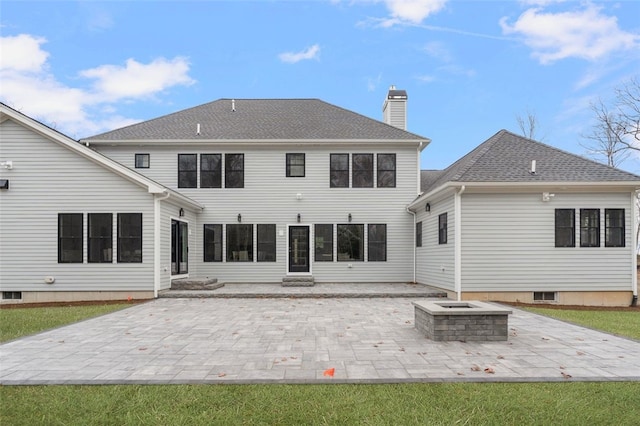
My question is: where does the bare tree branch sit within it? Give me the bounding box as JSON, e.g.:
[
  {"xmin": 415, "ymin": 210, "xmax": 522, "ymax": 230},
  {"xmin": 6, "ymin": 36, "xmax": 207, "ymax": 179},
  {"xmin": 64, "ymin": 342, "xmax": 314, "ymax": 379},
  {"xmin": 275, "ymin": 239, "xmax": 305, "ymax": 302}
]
[{"xmin": 515, "ymin": 108, "xmax": 542, "ymax": 140}]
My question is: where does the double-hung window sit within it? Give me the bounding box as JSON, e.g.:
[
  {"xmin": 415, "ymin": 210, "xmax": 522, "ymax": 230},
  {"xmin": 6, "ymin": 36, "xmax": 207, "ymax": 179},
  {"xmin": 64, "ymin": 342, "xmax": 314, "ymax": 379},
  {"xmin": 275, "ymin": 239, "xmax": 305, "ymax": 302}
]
[
  {"xmin": 377, "ymin": 154, "xmax": 396, "ymax": 188},
  {"xmin": 438, "ymin": 213, "xmax": 448, "ymax": 244},
  {"xmin": 555, "ymin": 209, "xmax": 575, "ymax": 247},
  {"xmin": 88, "ymin": 213, "xmax": 112, "ymax": 263},
  {"xmin": 314, "ymin": 224, "xmax": 333, "ymax": 262},
  {"xmin": 368, "ymin": 224, "xmax": 387, "ymax": 261},
  {"xmin": 118, "ymin": 213, "xmax": 142, "ymax": 263},
  {"xmin": 225, "ymin": 154, "xmax": 244, "ymax": 188},
  {"xmin": 352, "ymin": 154, "xmax": 373, "ymax": 188},
  {"xmin": 605, "ymin": 209, "xmax": 625, "ymax": 247},
  {"xmin": 178, "ymin": 154, "xmax": 197, "ymax": 188},
  {"xmin": 416, "ymin": 222, "xmax": 422, "ymax": 247},
  {"xmin": 203, "ymin": 224, "xmax": 222, "ymax": 262},
  {"xmin": 330, "ymin": 154, "xmax": 349, "ymax": 188},
  {"xmin": 337, "ymin": 224, "xmax": 364, "ymax": 261},
  {"xmin": 257, "ymin": 224, "xmax": 276, "ymax": 262},
  {"xmin": 201, "ymin": 154, "xmax": 222, "ymax": 188},
  {"xmin": 286, "ymin": 153, "xmax": 305, "ymax": 177},
  {"xmin": 227, "ymin": 224, "xmax": 252, "ymax": 261},
  {"xmin": 58, "ymin": 213, "xmax": 83, "ymax": 263},
  {"xmin": 135, "ymin": 154, "xmax": 150, "ymax": 168},
  {"xmin": 580, "ymin": 209, "xmax": 600, "ymax": 247}
]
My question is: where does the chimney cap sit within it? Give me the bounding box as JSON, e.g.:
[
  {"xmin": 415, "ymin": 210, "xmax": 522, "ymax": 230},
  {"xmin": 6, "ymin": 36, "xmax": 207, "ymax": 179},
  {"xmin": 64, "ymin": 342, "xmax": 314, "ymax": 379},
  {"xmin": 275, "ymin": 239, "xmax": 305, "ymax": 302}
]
[{"xmin": 387, "ymin": 88, "xmax": 407, "ymax": 100}]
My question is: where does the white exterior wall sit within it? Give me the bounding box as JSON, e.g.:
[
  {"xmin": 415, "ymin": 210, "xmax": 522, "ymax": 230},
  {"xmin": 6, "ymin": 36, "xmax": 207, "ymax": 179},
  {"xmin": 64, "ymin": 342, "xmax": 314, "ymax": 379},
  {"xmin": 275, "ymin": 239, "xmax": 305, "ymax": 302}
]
[
  {"xmin": 415, "ymin": 194, "xmax": 455, "ymax": 290},
  {"xmin": 97, "ymin": 143, "xmax": 419, "ymax": 283},
  {"xmin": 0, "ymin": 119, "xmax": 155, "ymax": 292},
  {"xmin": 460, "ymin": 191, "xmax": 635, "ymax": 292}
]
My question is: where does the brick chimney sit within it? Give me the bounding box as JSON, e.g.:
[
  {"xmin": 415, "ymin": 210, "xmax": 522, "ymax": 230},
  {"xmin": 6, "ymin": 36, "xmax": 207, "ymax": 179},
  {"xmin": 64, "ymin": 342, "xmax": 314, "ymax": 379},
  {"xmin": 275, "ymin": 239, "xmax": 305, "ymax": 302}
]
[{"xmin": 382, "ymin": 85, "xmax": 407, "ymax": 130}]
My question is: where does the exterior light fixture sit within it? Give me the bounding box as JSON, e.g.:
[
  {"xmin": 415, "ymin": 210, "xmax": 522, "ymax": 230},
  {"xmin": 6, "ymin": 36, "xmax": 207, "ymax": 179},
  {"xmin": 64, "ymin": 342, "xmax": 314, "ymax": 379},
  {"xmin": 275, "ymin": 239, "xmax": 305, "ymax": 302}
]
[
  {"xmin": 179, "ymin": 208, "xmax": 185, "ymax": 217},
  {"xmin": 425, "ymin": 203, "xmax": 430, "ymax": 212},
  {"xmin": 297, "ymin": 213, "xmax": 301, "ymax": 223},
  {"xmin": 348, "ymin": 213, "xmax": 352, "ymax": 222},
  {"xmin": 237, "ymin": 213, "xmax": 242, "ymax": 223}
]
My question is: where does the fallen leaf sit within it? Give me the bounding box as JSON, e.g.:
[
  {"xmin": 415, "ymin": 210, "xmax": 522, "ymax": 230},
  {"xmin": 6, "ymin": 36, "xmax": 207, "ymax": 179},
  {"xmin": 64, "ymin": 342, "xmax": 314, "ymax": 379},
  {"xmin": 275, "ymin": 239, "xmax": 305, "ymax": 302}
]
[
  {"xmin": 559, "ymin": 366, "xmax": 565, "ymax": 370},
  {"xmin": 576, "ymin": 351, "xmax": 585, "ymax": 356},
  {"xmin": 323, "ymin": 368, "xmax": 335, "ymax": 377},
  {"xmin": 218, "ymin": 373, "xmax": 226, "ymax": 377},
  {"xmin": 541, "ymin": 337, "xmax": 550, "ymax": 341},
  {"xmin": 281, "ymin": 357, "xmax": 288, "ymax": 362},
  {"xmin": 497, "ymin": 355, "xmax": 505, "ymax": 360},
  {"xmin": 457, "ymin": 372, "xmax": 465, "ymax": 376},
  {"xmin": 561, "ymin": 372, "xmax": 572, "ymax": 379},
  {"xmin": 405, "ymin": 320, "xmax": 411, "ymax": 324},
  {"xmin": 399, "ymin": 347, "xmax": 405, "ymax": 352},
  {"xmin": 138, "ymin": 347, "xmax": 148, "ymax": 351},
  {"xmin": 484, "ymin": 368, "xmax": 495, "ymax": 374},
  {"xmin": 471, "ymin": 364, "xmax": 481, "ymax": 372}
]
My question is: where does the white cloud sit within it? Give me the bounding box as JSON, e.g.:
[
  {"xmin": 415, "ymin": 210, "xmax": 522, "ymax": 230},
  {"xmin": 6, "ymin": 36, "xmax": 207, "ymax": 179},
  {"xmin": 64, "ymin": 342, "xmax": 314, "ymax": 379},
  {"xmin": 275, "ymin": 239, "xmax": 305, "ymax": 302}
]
[
  {"xmin": 366, "ymin": 73, "xmax": 383, "ymax": 91},
  {"xmin": 0, "ymin": 34, "xmax": 49, "ymax": 72},
  {"xmin": 422, "ymin": 41, "xmax": 452, "ymax": 62},
  {"xmin": 378, "ymin": 0, "xmax": 448, "ymax": 27},
  {"xmin": 80, "ymin": 57, "xmax": 194, "ymax": 102},
  {"xmin": 0, "ymin": 34, "xmax": 195, "ymax": 137},
  {"xmin": 500, "ymin": 4, "xmax": 640, "ymax": 64},
  {"xmin": 278, "ymin": 44, "xmax": 320, "ymax": 64}
]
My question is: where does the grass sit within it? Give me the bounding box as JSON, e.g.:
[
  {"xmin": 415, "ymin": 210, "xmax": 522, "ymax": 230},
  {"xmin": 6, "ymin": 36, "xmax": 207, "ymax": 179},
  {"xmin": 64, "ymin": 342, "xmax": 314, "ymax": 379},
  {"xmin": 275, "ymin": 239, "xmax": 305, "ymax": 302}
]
[
  {"xmin": 2, "ymin": 303, "xmax": 640, "ymax": 424},
  {"xmin": 522, "ymin": 307, "xmax": 640, "ymax": 340},
  {"xmin": 2, "ymin": 382, "xmax": 640, "ymax": 425},
  {"xmin": 0, "ymin": 303, "xmax": 132, "ymax": 343}
]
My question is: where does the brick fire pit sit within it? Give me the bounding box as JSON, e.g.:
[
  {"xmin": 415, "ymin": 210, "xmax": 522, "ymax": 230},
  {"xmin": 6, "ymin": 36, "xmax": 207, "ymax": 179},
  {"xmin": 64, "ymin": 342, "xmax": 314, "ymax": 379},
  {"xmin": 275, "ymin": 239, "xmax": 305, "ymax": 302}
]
[{"xmin": 413, "ymin": 300, "xmax": 512, "ymax": 342}]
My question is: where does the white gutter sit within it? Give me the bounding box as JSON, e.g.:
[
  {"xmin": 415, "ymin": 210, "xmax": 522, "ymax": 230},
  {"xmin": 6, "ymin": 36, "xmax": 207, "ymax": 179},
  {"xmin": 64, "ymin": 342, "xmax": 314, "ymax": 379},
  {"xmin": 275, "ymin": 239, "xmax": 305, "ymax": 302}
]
[
  {"xmin": 454, "ymin": 185, "xmax": 466, "ymax": 301},
  {"xmin": 632, "ymin": 191, "xmax": 638, "ymax": 305},
  {"xmin": 406, "ymin": 207, "xmax": 417, "ymax": 283},
  {"xmin": 153, "ymin": 192, "xmax": 171, "ymax": 298}
]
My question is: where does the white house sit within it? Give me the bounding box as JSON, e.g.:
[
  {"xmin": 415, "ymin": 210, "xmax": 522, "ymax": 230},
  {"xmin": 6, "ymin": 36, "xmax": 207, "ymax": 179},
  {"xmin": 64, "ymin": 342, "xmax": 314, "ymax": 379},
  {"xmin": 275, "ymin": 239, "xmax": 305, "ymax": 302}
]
[{"xmin": 1, "ymin": 87, "xmax": 638, "ymax": 306}]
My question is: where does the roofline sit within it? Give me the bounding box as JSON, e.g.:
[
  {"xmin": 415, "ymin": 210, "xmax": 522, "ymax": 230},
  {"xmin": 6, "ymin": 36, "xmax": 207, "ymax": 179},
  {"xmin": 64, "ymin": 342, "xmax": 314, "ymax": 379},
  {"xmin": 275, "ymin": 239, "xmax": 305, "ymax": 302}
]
[
  {"xmin": 83, "ymin": 138, "xmax": 431, "ymax": 146},
  {"xmin": 0, "ymin": 103, "xmax": 203, "ymax": 210},
  {"xmin": 408, "ymin": 181, "xmax": 640, "ymax": 210}
]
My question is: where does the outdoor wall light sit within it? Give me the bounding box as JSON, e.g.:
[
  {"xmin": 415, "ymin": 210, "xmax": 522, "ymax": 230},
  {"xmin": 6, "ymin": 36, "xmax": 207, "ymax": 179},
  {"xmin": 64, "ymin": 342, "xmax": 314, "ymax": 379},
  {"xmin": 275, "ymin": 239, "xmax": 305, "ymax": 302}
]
[
  {"xmin": 348, "ymin": 213, "xmax": 352, "ymax": 222},
  {"xmin": 425, "ymin": 203, "xmax": 431, "ymax": 212},
  {"xmin": 237, "ymin": 213, "xmax": 242, "ymax": 223},
  {"xmin": 297, "ymin": 213, "xmax": 301, "ymax": 223},
  {"xmin": 179, "ymin": 208, "xmax": 185, "ymax": 217}
]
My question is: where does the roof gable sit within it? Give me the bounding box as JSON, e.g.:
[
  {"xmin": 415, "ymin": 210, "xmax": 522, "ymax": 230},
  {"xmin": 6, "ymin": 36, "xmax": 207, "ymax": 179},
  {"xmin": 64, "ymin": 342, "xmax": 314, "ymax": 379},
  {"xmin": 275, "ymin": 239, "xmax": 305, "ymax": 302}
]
[
  {"xmin": 83, "ymin": 99, "xmax": 429, "ymax": 142},
  {"xmin": 422, "ymin": 130, "xmax": 640, "ymax": 193}
]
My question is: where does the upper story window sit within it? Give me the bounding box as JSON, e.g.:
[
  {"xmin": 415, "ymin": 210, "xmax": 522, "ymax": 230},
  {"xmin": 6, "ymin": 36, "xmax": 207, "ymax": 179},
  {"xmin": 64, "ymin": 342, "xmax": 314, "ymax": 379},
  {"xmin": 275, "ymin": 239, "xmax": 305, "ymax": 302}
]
[
  {"xmin": 135, "ymin": 154, "xmax": 150, "ymax": 169},
  {"xmin": 58, "ymin": 213, "xmax": 83, "ymax": 263},
  {"xmin": 416, "ymin": 222, "xmax": 422, "ymax": 247},
  {"xmin": 88, "ymin": 213, "xmax": 112, "ymax": 263},
  {"xmin": 580, "ymin": 209, "xmax": 600, "ymax": 247},
  {"xmin": 286, "ymin": 153, "xmax": 305, "ymax": 177},
  {"xmin": 330, "ymin": 154, "xmax": 349, "ymax": 188},
  {"xmin": 368, "ymin": 224, "xmax": 387, "ymax": 261},
  {"xmin": 377, "ymin": 154, "xmax": 396, "ymax": 188},
  {"xmin": 438, "ymin": 213, "xmax": 448, "ymax": 244},
  {"xmin": 225, "ymin": 154, "xmax": 244, "ymax": 188},
  {"xmin": 118, "ymin": 213, "xmax": 142, "ymax": 263},
  {"xmin": 605, "ymin": 209, "xmax": 625, "ymax": 247},
  {"xmin": 353, "ymin": 154, "xmax": 374, "ymax": 188},
  {"xmin": 555, "ymin": 209, "xmax": 575, "ymax": 247},
  {"xmin": 178, "ymin": 154, "xmax": 197, "ymax": 188},
  {"xmin": 201, "ymin": 154, "xmax": 222, "ymax": 188}
]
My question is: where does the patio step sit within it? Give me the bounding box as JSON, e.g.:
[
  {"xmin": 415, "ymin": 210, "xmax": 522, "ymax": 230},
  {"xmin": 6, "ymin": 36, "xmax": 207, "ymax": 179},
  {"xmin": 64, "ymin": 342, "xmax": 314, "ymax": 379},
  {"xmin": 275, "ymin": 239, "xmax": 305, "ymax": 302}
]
[
  {"xmin": 282, "ymin": 276, "xmax": 315, "ymax": 287},
  {"xmin": 171, "ymin": 277, "xmax": 223, "ymax": 291}
]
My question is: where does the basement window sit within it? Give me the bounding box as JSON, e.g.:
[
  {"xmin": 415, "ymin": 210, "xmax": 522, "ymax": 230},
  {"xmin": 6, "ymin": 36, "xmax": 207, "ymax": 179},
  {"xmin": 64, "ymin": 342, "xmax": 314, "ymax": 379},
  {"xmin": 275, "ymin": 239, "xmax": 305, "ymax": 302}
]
[
  {"xmin": 533, "ymin": 291, "xmax": 557, "ymax": 302},
  {"xmin": 2, "ymin": 291, "xmax": 22, "ymax": 300}
]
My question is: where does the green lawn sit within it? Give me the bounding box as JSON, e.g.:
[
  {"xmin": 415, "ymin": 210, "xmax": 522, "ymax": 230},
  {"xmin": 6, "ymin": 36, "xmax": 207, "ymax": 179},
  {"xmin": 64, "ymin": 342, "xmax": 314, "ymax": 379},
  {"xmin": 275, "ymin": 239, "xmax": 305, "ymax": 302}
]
[
  {"xmin": 2, "ymin": 303, "xmax": 640, "ymax": 425},
  {"xmin": 522, "ymin": 307, "xmax": 640, "ymax": 340}
]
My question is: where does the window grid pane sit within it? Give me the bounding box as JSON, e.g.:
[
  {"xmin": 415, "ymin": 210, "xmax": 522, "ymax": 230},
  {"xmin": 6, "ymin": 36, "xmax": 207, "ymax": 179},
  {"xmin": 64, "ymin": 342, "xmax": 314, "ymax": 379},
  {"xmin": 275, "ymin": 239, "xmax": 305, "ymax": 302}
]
[
  {"xmin": 368, "ymin": 224, "xmax": 387, "ymax": 261},
  {"xmin": 286, "ymin": 153, "xmax": 305, "ymax": 177},
  {"xmin": 352, "ymin": 154, "xmax": 373, "ymax": 188},
  {"xmin": 58, "ymin": 213, "xmax": 83, "ymax": 263},
  {"xmin": 377, "ymin": 154, "xmax": 396, "ymax": 188},
  {"xmin": 204, "ymin": 224, "xmax": 222, "ymax": 262},
  {"xmin": 178, "ymin": 154, "xmax": 197, "ymax": 188},
  {"xmin": 438, "ymin": 213, "xmax": 448, "ymax": 245},
  {"xmin": 337, "ymin": 224, "xmax": 364, "ymax": 261},
  {"xmin": 201, "ymin": 154, "xmax": 222, "ymax": 188},
  {"xmin": 118, "ymin": 213, "xmax": 142, "ymax": 263},
  {"xmin": 605, "ymin": 209, "xmax": 625, "ymax": 247},
  {"xmin": 226, "ymin": 224, "xmax": 253, "ymax": 261},
  {"xmin": 314, "ymin": 224, "xmax": 333, "ymax": 262},
  {"xmin": 555, "ymin": 209, "xmax": 575, "ymax": 247},
  {"xmin": 580, "ymin": 209, "xmax": 600, "ymax": 247},
  {"xmin": 330, "ymin": 154, "xmax": 349, "ymax": 188},
  {"xmin": 416, "ymin": 222, "xmax": 422, "ymax": 247},
  {"xmin": 225, "ymin": 154, "xmax": 244, "ymax": 188},
  {"xmin": 135, "ymin": 154, "xmax": 150, "ymax": 168},
  {"xmin": 257, "ymin": 224, "xmax": 276, "ymax": 262},
  {"xmin": 88, "ymin": 213, "xmax": 112, "ymax": 263}
]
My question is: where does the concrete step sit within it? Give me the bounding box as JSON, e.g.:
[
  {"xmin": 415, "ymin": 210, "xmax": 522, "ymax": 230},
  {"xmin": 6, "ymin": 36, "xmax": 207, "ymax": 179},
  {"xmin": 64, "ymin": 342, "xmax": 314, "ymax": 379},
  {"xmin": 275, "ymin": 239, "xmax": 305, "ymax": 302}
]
[
  {"xmin": 171, "ymin": 277, "xmax": 223, "ymax": 291},
  {"xmin": 282, "ymin": 276, "xmax": 315, "ymax": 287}
]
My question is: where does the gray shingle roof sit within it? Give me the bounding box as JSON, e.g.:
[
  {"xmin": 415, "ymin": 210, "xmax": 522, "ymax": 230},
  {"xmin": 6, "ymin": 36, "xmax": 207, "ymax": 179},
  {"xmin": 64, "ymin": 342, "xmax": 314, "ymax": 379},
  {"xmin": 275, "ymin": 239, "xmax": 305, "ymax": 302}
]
[
  {"xmin": 84, "ymin": 99, "xmax": 428, "ymax": 142},
  {"xmin": 421, "ymin": 129, "xmax": 640, "ymax": 193}
]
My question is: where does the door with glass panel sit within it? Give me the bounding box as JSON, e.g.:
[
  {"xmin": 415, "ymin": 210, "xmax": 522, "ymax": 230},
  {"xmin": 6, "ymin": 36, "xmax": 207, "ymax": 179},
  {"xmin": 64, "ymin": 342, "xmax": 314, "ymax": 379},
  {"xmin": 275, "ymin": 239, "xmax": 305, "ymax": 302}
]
[
  {"xmin": 288, "ymin": 226, "xmax": 309, "ymax": 273},
  {"xmin": 171, "ymin": 219, "xmax": 188, "ymax": 275}
]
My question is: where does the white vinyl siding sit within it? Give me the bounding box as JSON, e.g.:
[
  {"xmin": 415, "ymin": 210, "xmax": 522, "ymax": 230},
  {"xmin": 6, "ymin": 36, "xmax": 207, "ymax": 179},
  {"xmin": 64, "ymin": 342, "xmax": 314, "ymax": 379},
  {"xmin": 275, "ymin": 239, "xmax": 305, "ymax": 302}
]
[
  {"xmin": 460, "ymin": 192, "xmax": 634, "ymax": 292},
  {"xmin": 0, "ymin": 119, "xmax": 155, "ymax": 292},
  {"xmin": 97, "ymin": 144, "xmax": 418, "ymax": 283},
  {"xmin": 415, "ymin": 194, "xmax": 455, "ymax": 291}
]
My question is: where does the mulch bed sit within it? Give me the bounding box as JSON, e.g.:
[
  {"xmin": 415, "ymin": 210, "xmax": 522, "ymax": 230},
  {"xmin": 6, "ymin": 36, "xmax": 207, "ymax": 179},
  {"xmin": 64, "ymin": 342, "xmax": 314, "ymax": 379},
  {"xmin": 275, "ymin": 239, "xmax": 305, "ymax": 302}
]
[
  {"xmin": 0, "ymin": 299, "xmax": 150, "ymax": 310},
  {"xmin": 505, "ymin": 301, "xmax": 640, "ymax": 312}
]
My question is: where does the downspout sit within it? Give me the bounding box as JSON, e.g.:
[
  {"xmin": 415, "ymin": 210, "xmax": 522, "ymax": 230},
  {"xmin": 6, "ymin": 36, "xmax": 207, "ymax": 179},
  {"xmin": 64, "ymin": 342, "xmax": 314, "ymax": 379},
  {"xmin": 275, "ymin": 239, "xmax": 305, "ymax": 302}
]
[
  {"xmin": 632, "ymin": 191, "xmax": 638, "ymax": 306},
  {"xmin": 406, "ymin": 206, "xmax": 417, "ymax": 283},
  {"xmin": 154, "ymin": 191, "xmax": 171, "ymax": 298},
  {"xmin": 454, "ymin": 185, "xmax": 466, "ymax": 301}
]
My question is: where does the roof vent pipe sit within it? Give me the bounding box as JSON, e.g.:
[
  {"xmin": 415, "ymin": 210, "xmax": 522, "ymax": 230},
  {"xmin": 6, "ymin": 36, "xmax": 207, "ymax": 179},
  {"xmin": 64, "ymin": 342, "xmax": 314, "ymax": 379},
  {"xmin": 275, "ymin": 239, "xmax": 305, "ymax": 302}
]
[
  {"xmin": 231, "ymin": 99, "xmax": 236, "ymax": 112},
  {"xmin": 196, "ymin": 123, "xmax": 201, "ymax": 135},
  {"xmin": 530, "ymin": 160, "xmax": 536, "ymax": 175}
]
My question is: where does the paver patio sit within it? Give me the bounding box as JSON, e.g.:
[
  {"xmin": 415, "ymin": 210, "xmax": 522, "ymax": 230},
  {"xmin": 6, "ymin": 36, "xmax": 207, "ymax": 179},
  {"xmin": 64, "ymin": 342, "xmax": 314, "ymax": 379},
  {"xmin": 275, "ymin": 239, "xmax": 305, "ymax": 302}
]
[{"xmin": 2, "ymin": 296, "xmax": 639, "ymax": 384}]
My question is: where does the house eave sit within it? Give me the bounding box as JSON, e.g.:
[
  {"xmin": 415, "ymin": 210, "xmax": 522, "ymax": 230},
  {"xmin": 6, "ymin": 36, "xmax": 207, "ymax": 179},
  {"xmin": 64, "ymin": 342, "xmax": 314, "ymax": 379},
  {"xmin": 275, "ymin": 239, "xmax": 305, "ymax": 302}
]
[{"xmin": 83, "ymin": 138, "xmax": 429, "ymax": 146}]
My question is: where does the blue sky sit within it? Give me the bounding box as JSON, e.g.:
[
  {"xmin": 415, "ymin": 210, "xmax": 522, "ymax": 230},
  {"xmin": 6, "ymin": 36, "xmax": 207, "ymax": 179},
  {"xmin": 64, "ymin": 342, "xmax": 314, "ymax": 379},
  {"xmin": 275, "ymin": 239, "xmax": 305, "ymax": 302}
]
[{"xmin": 2, "ymin": 1, "xmax": 639, "ymax": 172}]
